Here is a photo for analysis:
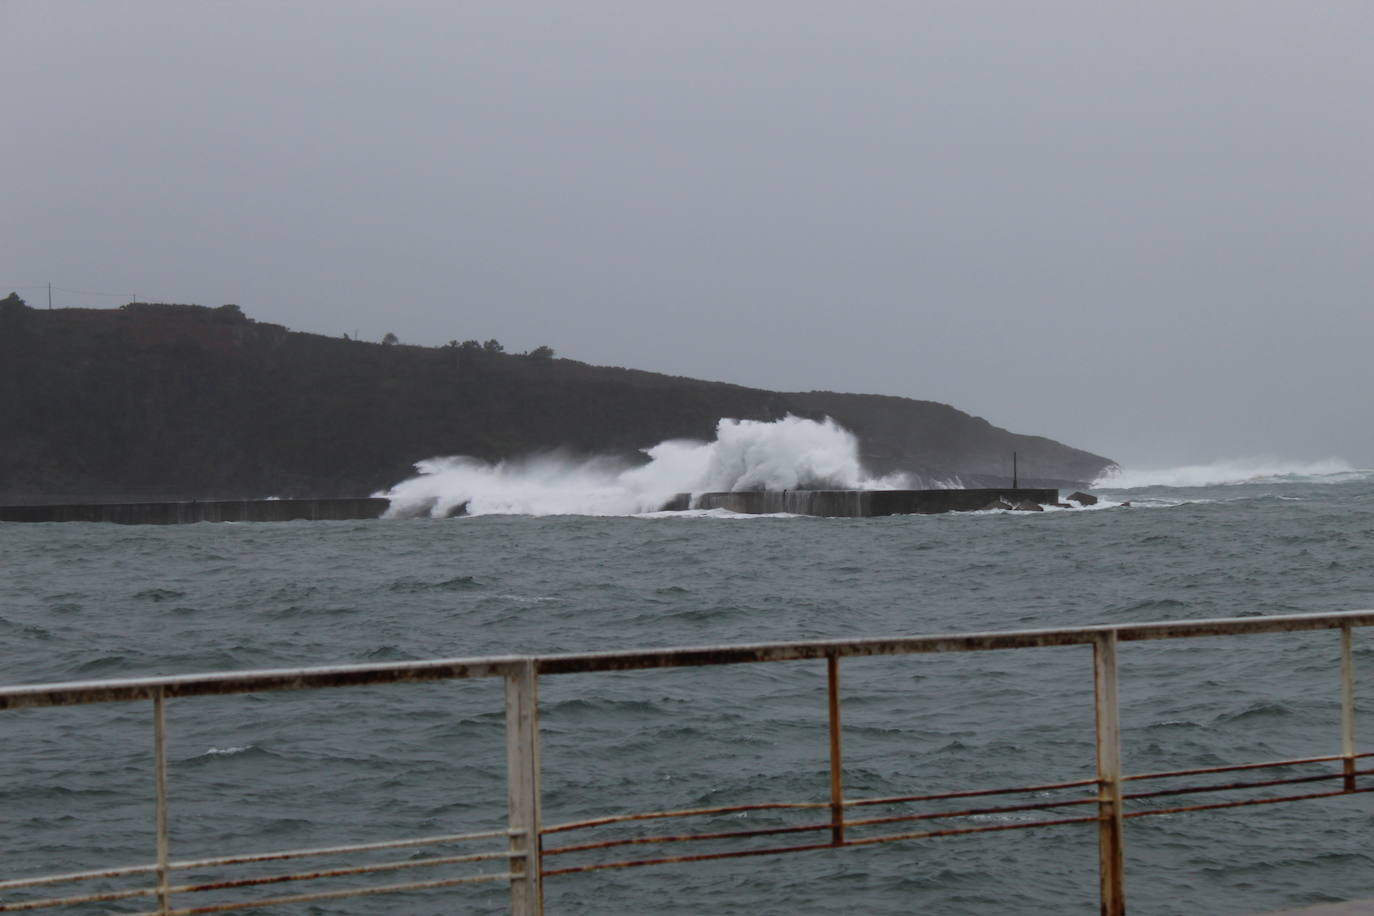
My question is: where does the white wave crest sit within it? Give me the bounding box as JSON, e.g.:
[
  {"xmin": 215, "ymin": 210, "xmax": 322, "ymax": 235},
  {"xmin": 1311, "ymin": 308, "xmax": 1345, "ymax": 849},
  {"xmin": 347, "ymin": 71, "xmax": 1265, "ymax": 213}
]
[
  {"xmin": 1093, "ymin": 458, "xmax": 1368, "ymax": 490},
  {"xmin": 381, "ymin": 416, "xmax": 908, "ymax": 518}
]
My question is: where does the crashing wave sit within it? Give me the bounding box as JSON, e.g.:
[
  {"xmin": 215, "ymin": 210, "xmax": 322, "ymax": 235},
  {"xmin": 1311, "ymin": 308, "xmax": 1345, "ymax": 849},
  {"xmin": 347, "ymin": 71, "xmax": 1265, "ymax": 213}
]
[{"xmin": 381, "ymin": 415, "xmax": 909, "ymax": 518}]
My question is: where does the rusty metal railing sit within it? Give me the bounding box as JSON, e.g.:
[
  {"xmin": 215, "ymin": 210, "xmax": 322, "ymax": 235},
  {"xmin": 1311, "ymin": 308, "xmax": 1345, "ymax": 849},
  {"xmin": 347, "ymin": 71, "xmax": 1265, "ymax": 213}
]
[{"xmin": 1, "ymin": 611, "xmax": 1370, "ymax": 914}]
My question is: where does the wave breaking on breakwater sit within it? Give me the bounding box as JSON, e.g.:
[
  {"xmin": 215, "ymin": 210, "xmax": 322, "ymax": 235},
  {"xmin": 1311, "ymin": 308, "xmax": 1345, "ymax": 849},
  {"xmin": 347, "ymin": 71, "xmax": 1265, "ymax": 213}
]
[
  {"xmin": 1092, "ymin": 458, "xmax": 1369, "ymax": 490},
  {"xmin": 381, "ymin": 416, "xmax": 910, "ymax": 518}
]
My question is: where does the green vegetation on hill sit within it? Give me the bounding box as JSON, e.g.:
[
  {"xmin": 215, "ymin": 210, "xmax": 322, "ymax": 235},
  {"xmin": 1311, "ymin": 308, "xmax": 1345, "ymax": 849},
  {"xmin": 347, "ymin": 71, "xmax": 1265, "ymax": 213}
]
[{"xmin": 0, "ymin": 294, "xmax": 1113, "ymax": 502}]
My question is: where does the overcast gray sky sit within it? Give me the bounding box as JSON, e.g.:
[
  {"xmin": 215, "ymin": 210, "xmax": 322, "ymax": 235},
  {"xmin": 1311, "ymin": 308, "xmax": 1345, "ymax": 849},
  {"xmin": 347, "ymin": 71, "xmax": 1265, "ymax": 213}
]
[{"xmin": 4, "ymin": 1, "xmax": 1371, "ymax": 468}]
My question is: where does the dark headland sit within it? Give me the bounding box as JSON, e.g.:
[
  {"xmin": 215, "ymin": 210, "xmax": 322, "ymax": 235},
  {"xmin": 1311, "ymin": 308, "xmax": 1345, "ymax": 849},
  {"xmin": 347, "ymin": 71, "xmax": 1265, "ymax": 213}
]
[{"xmin": 0, "ymin": 294, "xmax": 1114, "ymax": 507}]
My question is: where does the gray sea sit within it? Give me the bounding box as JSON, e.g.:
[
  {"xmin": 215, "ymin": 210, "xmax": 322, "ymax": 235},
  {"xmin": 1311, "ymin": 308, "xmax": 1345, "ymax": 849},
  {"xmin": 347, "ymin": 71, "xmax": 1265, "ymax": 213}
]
[{"xmin": 3, "ymin": 470, "xmax": 1374, "ymax": 914}]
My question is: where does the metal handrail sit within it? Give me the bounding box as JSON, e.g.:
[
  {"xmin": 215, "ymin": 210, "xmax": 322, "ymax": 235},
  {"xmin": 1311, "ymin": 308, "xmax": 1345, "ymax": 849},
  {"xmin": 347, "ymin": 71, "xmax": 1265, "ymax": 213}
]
[
  {"xmin": 1, "ymin": 610, "xmax": 1369, "ymax": 915},
  {"xmin": 4, "ymin": 611, "xmax": 1372, "ymax": 710}
]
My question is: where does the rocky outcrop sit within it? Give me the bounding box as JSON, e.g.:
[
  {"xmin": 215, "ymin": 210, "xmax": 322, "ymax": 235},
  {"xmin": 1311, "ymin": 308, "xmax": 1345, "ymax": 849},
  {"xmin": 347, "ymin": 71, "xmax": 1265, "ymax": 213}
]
[{"xmin": 0, "ymin": 296, "xmax": 1115, "ymax": 502}]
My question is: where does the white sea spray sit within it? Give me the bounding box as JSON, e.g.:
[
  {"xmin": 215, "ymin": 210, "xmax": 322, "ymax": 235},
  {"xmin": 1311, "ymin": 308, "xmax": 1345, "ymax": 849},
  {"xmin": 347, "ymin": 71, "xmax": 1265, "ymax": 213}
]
[
  {"xmin": 380, "ymin": 415, "xmax": 908, "ymax": 517},
  {"xmin": 1094, "ymin": 458, "xmax": 1368, "ymax": 489}
]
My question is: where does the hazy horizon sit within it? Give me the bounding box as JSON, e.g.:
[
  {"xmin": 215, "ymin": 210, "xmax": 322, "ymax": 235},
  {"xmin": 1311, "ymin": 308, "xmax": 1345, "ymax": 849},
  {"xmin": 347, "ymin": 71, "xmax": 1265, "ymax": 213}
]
[{"xmin": 5, "ymin": 1, "xmax": 1371, "ymax": 470}]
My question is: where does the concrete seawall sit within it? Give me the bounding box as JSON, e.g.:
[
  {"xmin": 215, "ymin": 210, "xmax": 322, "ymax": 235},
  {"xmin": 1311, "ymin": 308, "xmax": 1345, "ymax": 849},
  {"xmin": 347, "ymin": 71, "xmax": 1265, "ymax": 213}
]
[
  {"xmin": 3, "ymin": 491, "xmax": 1063, "ymax": 523},
  {"xmin": 685, "ymin": 489, "xmax": 1060, "ymax": 517},
  {"xmin": 0, "ymin": 498, "xmax": 390, "ymax": 525}
]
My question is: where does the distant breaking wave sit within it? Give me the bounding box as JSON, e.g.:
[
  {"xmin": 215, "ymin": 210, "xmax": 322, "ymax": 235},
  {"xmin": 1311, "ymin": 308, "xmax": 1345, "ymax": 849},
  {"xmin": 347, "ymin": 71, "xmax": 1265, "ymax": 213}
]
[
  {"xmin": 381, "ymin": 416, "xmax": 910, "ymax": 518},
  {"xmin": 1093, "ymin": 458, "xmax": 1369, "ymax": 490}
]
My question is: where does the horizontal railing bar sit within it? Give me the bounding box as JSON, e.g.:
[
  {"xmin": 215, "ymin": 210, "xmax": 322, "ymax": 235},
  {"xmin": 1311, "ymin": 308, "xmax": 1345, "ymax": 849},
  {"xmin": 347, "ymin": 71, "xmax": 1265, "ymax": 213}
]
[
  {"xmin": 543, "ymin": 801, "xmax": 828, "ymax": 835},
  {"xmin": 0, "ymin": 863, "xmax": 155, "ymax": 891},
  {"xmin": 541, "ymin": 761, "xmax": 1358, "ymax": 844},
  {"xmin": 843, "ymin": 813, "xmax": 1102, "ymax": 848},
  {"xmin": 168, "ymin": 829, "xmax": 514, "ymax": 870},
  {"xmin": 166, "ymin": 849, "xmax": 516, "ymax": 896},
  {"xmin": 844, "ymin": 795, "xmax": 1100, "ymax": 829},
  {"xmin": 844, "ymin": 777, "xmax": 1101, "ymax": 808},
  {"xmin": 543, "ymin": 779, "xmax": 1101, "ymax": 838},
  {"xmin": 0, "ymin": 658, "xmax": 526, "ymax": 710},
  {"xmin": 546, "ymin": 820, "xmax": 831, "ymax": 856},
  {"xmin": 543, "ymin": 839, "xmax": 839, "ymax": 876},
  {"xmin": 1123, "ymin": 751, "xmax": 1374, "ymax": 782},
  {"xmin": 1123, "ymin": 767, "xmax": 1372, "ymax": 803},
  {"xmin": 1124, "ymin": 785, "xmax": 1374, "ymax": 819},
  {"xmin": 0, "ymin": 885, "xmax": 153, "ymax": 912},
  {"xmin": 534, "ymin": 611, "xmax": 1374, "ymax": 675},
  {"xmin": 545, "ymin": 795, "xmax": 1100, "ymax": 858},
  {"xmin": 542, "ymin": 814, "xmax": 1099, "ymax": 877},
  {"xmin": 153, "ymin": 870, "xmax": 515, "ymax": 916},
  {"xmin": 1112, "ymin": 613, "xmax": 1374, "ymax": 642},
  {"xmin": 0, "ymin": 846, "xmax": 522, "ymax": 912},
  {"xmin": 0, "ymin": 830, "xmax": 515, "ymax": 895},
  {"xmin": 4, "ymin": 611, "xmax": 1371, "ymax": 710}
]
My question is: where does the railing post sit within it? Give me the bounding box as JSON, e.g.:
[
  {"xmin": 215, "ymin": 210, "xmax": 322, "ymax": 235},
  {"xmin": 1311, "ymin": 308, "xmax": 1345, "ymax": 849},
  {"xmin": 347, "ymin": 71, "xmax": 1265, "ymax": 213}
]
[
  {"xmin": 1093, "ymin": 632, "xmax": 1126, "ymax": 916},
  {"xmin": 827, "ymin": 655, "xmax": 845, "ymax": 845},
  {"xmin": 152, "ymin": 687, "xmax": 170, "ymax": 915},
  {"xmin": 1341, "ymin": 625, "xmax": 1357, "ymax": 791},
  {"xmin": 506, "ymin": 659, "xmax": 543, "ymax": 915}
]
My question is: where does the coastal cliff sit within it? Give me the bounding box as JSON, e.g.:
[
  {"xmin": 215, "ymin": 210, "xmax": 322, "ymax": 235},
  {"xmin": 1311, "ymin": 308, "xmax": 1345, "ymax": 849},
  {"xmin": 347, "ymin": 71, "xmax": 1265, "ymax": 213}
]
[{"xmin": 0, "ymin": 295, "xmax": 1113, "ymax": 502}]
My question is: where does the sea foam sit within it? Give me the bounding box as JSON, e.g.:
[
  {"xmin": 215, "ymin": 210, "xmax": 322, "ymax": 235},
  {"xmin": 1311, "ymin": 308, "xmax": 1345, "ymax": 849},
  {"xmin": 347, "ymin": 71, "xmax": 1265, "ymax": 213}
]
[
  {"xmin": 1093, "ymin": 458, "xmax": 1368, "ymax": 490},
  {"xmin": 381, "ymin": 415, "xmax": 908, "ymax": 518}
]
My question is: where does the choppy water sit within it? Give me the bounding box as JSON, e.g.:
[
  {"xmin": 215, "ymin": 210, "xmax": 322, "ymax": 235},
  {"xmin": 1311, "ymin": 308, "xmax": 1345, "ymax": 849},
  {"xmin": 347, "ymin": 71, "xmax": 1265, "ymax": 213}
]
[{"xmin": 3, "ymin": 471, "xmax": 1374, "ymax": 914}]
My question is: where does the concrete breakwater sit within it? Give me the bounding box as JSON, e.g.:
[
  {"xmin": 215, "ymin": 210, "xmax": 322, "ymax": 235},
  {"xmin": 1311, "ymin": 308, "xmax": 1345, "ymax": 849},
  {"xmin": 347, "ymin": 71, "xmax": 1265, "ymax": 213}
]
[
  {"xmin": 0, "ymin": 498, "xmax": 389, "ymax": 525},
  {"xmin": 2, "ymin": 490, "xmax": 1066, "ymax": 523},
  {"xmin": 664, "ymin": 488, "xmax": 1061, "ymax": 517}
]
